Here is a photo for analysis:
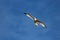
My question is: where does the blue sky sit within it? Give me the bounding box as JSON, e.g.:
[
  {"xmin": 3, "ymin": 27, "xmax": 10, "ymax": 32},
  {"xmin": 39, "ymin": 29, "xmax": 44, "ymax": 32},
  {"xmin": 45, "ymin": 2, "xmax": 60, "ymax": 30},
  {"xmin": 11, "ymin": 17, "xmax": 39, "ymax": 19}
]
[{"xmin": 0, "ymin": 0, "xmax": 60, "ymax": 40}]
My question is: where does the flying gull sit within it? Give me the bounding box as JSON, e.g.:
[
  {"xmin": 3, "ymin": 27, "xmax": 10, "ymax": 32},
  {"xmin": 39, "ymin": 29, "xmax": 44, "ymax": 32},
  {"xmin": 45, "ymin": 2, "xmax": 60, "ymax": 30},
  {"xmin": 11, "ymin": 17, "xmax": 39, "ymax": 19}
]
[{"xmin": 24, "ymin": 13, "xmax": 47, "ymax": 28}]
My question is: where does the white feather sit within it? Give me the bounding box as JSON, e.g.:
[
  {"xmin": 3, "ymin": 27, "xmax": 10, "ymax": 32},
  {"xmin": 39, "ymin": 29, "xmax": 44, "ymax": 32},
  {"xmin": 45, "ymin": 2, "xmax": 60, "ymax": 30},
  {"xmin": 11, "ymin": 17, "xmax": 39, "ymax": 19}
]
[
  {"xmin": 40, "ymin": 23, "xmax": 46, "ymax": 28},
  {"xmin": 25, "ymin": 13, "xmax": 36, "ymax": 20},
  {"xmin": 35, "ymin": 22, "xmax": 38, "ymax": 26}
]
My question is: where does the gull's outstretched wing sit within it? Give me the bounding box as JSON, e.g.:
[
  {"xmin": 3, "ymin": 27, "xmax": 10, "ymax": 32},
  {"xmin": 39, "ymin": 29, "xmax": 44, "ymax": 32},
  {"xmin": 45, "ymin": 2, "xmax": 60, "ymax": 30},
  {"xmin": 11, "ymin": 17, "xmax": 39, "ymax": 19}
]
[
  {"xmin": 38, "ymin": 21, "xmax": 47, "ymax": 28},
  {"xmin": 24, "ymin": 13, "xmax": 35, "ymax": 20}
]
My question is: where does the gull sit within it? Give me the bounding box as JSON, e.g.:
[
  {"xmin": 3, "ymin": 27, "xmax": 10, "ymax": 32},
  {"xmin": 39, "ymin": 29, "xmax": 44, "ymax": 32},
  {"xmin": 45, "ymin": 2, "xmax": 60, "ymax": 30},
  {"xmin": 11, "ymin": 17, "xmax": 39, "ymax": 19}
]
[{"xmin": 24, "ymin": 13, "xmax": 47, "ymax": 28}]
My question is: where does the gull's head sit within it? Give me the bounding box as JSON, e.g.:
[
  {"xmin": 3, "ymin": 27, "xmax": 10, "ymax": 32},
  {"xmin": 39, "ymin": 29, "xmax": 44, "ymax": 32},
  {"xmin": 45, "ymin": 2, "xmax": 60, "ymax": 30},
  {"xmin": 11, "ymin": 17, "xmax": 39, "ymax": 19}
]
[{"xmin": 34, "ymin": 17, "xmax": 37, "ymax": 20}]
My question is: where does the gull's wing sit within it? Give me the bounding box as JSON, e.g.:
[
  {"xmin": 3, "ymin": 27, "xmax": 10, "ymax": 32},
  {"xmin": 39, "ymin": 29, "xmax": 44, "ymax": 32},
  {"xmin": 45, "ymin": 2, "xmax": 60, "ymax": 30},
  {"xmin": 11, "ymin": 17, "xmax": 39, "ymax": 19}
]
[
  {"xmin": 38, "ymin": 21, "xmax": 47, "ymax": 28},
  {"xmin": 24, "ymin": 13, "xmax": 35, "ymax": 20}
]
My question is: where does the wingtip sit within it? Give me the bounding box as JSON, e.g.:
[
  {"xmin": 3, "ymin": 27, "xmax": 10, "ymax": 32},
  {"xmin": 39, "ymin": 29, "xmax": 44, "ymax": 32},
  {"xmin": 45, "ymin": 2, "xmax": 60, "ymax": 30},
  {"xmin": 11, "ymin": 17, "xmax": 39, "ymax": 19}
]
[
  {"xmin": 43, "ymin": 25, "xmax": 47, "ymax": 29},
  {"xmin": 24, "ymin": 13, "xmax": 26, "ymax": 14}
]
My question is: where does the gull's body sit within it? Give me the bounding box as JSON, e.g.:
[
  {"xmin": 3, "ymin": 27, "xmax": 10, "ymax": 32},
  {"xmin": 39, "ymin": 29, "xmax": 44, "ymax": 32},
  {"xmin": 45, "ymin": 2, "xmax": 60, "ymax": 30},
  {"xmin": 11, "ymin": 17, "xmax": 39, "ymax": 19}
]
[{"xmin": 24, "ymin": 13, "xmax": 47, "ymax": 28}]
